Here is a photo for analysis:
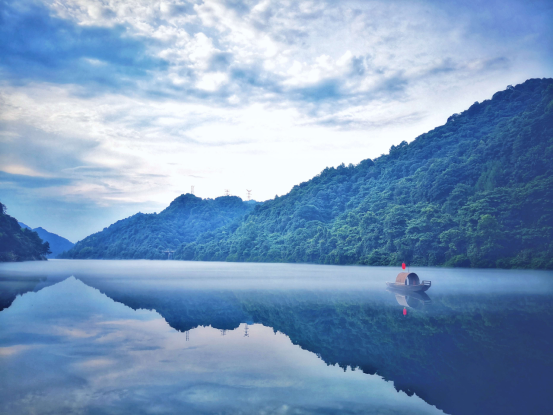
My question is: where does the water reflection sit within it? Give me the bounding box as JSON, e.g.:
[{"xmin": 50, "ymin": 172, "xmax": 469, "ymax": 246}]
[
  {"xmin": 0, "ymin": 277, "xmax": 442, "ymax": 415},
  {"xmin": 1, "ymin": 260, "xmax": 553, "ymax": 415},
  {"xmin": 388, "ymin": 290, "xmax": 432, "ymax": 309},
  {"xmin": 0, "ymin": 275, "xmax": 47, "ymax": 311}
]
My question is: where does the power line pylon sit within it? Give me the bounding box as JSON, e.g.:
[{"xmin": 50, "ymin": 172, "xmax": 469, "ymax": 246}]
[
  {"xmin": 244, "ymin": 324, "xmax": 249, "ymax": 337},
  {"xmin": 224, "ymin": 189, "xmax": 230, "ymax": 196},
  {"xmin": 246, "ymin": 189, "xmax": 252, "ymax": 201},
  {"xmin": 191, "ymin": 185, "xmax": 194, "ymax": 195}
]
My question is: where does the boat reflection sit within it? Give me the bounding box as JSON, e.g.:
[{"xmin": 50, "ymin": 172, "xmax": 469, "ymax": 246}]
[{"xmin": 387, "ymin": 288, "xmax": 432, "ymax": 309}]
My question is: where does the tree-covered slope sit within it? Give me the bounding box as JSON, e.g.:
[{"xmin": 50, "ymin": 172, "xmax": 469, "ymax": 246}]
[
  {"xmin": 175, "ymin": 78, "xmax": 553, "ymax": 269},
  {"xmin": 19, "ymin": 222, "xmax": 74, "ymax": 258},
  {"xmin": 0, "ymin": 202, "xmax": 50, "ymax": 262},
  {"xmin": 60, "ymin": 195, "xmax": 257, "ymax": 259}
]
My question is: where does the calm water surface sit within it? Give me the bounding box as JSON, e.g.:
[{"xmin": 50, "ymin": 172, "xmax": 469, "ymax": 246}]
[{"xmin": 0, "ymin": 260, "xmax": 552, "ymax": 414}]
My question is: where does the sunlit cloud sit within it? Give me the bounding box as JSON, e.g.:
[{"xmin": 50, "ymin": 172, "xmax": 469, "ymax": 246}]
[{"xmin": 0, "ymin": 0, "xmax": 551, "ymax": 240}]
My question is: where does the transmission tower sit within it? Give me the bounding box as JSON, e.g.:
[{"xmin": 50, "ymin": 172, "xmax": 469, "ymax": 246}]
[
  {"xmin": 185, "ymin": 331, "xmax": 189, "ymax": 341},
  {"xmin": 244, "ymin": 323, "xmax": 249, "ymax": 337},
  {"xmin": 224, "ymin": 189, "xmax": 230, "ymax": 196},
  {"xmin": 191, "ymin": 185, "xmax": 194, "ymax": 195},
  {"xmin": 246, "ymin": 189, "xmax": 252, "ymax": 201}
]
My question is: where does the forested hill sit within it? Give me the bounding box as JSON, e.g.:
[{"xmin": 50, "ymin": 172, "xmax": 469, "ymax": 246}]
[
  {"xmin": 19, "ymin": 222, "xmax": 74, "ymax": 259},
  {"xmin": 60, "ymin": 195, "xmax": 257, "ymax": 259},
  {"xmin": 0, "ymin": 202, "xmax": 51, "ymax": 262},
  {"xmin": 175, "ymin": 78, "xmax": 553, "ymax": 269}
]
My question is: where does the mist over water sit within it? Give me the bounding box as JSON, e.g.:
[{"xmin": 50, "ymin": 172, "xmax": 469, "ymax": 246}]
[
  {"xmin": 1, "ymin": 259, "xmax": 552, "ymax": 292},
  {"xmin": 1, "ymin": 260, "xmax": 552, "ymax": 414}
]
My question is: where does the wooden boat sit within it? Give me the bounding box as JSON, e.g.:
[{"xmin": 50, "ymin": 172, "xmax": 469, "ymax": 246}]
[{"xmin": 386, "ymin": 272, "xmax": 431, "ymax": 293}]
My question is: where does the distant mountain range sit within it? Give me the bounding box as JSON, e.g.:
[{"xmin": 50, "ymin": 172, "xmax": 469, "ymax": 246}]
[
  {"xmin": 18, "ymin": 222, "xmax": 74, "ymax": 259},
  {"xmin": 61, "ymin": 78, "xmax": 553, "ymax": 269}
]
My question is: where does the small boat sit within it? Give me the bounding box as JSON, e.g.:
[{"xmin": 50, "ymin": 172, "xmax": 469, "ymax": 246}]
[{"xmin": 386, "ymin": 272, "xmax": 431, "ymax": 293}]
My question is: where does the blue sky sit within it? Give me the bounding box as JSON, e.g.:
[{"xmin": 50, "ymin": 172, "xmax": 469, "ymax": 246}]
[{"xmin": 1, "ymin": 0, "xmax": 552, "ymax": 241}]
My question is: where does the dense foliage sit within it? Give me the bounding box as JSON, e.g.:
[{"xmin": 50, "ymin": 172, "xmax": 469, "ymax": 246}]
[
  {"xmin": 60, "ymin": 194, "xmax": 257, "ymax": 259},
  {"xmin": 174, "ymin": 78, "xmax": 553, "ymax": 269},
  {"xmin": 62, "ymin": 79, "xmax": 553, "ymax": 268},
  {"xmin": 19, "ymin": 222, "xmax": 74, "ymax": 258},
  {"xmin": 0, "ymin": 202, "xmax": 50, "ymax": 261}
]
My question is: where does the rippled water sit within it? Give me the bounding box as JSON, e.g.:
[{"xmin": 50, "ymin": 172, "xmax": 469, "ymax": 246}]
[{"xmin": 1, "ymin": 260, "xmax": 552, "ymax": 414}]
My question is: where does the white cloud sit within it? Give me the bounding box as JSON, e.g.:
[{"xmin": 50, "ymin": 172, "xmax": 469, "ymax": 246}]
[
  {"xmin": 1, "ymin": 0, "xmax": 551, "ymax": 239},
  {"xmin": 196, "ymin": 72, "xmax": 229, "ymax": 90}
]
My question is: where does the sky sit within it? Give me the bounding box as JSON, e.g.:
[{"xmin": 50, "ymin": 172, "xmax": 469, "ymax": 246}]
[{"xmin": 1, "ymin": 0, "xmax": 552, "ymax": 242}]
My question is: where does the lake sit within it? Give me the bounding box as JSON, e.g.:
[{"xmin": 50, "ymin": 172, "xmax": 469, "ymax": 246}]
[{"xmin": 1, "ymin": 260, "xmax": 552, "ymax": 414}]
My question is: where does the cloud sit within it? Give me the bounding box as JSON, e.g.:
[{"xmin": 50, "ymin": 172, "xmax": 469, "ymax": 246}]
[
  {"xmin": 292, "ymin": 79, "xmax": 342, "ymax": 102},
  {"xmin": 0, "ymin": 0, "xmax": 166, "ymax": 91},
  {"xmin": 1, "ymin": 0, "xmax": 538, "ymax": 108},
  {"xmin": 208, "ymin": 52, "xmax": 234, "ymax": 72},
  {"xmin": 0, "ymin": 0, "xmax": 551, "ymax": 240},
  {"xmin": 314, "ymin": 111, "xmax": 426, "ymax": 131},
  {"xmin": 0, "ymin": 171, "xmax": 72, "ymax": 188}
]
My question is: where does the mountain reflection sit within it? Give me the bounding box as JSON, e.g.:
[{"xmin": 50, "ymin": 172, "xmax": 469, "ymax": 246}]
[
  {"xmin": 0, "ymin": 277, "xmax": 442, "ymax": 415},
  {"xmin": 1, "ymin": 261, "xmax": 553, "ymax": 415},
  {"xmin": 0, "ymin": 275, "xmax": 47, "ymax": 311}
]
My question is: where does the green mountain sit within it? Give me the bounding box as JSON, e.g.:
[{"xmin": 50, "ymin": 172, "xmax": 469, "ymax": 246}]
[
  {"xmin": 0, "ymin": 202, "xmax": 51, "ymax": 262},
  {"xmin": 175, "ymin": 78, "xmax": 553, "ymax": 269},
  {"xmin": 18, "ymin": 222, "xmax": 74, "ymax": 258},
  {"xmin": 60, "ymin": 195, "xmax": 257, "ymax": 259},
  {"xmin": 63, "ymin": 78, "xmax": 553, "ymax": 269}
]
